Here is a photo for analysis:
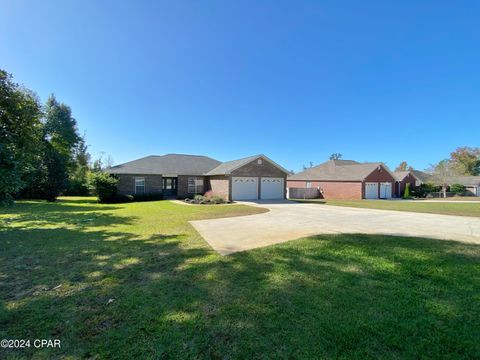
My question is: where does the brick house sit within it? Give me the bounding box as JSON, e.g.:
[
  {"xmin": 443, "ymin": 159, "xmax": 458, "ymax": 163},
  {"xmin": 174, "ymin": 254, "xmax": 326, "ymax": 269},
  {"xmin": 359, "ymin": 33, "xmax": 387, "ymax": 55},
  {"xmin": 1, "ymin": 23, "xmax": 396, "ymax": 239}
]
[
  {"xmin": 393, "ymin": 171, "xmax": 420, "ymax": 197},
  {"xmin": 107, "ymin": 154, "xmax": 288, "ymax": 201},
  {"xmin": 287, "ymin": 160, "xmax": 396, "ymax": 199}
]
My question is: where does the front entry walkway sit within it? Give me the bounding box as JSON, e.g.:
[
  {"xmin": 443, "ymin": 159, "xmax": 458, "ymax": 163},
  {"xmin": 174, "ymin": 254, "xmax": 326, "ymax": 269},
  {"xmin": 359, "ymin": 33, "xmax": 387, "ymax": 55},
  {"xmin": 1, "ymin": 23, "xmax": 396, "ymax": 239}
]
[{"xmin": 190, "ymin": 201, "xmax": 480, "ymax": 255}]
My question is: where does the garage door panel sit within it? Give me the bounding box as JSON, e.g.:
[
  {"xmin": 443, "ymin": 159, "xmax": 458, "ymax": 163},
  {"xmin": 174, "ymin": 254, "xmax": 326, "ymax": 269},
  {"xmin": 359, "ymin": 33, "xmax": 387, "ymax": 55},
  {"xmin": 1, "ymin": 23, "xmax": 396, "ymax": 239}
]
[
  {"xmin": 380, "ymin": 182, "xmax": 392, "ymax": 199},
  {"xmin": 261, "ymin": 177, "xmax": 284, "ymax": 200},
  {"xmin": 232, "ymin": 177, "xmax": 258, "ymax": 200},
  {"xmin": 365, "ymin": 182, "xmax": 378, "ymax": 199}
]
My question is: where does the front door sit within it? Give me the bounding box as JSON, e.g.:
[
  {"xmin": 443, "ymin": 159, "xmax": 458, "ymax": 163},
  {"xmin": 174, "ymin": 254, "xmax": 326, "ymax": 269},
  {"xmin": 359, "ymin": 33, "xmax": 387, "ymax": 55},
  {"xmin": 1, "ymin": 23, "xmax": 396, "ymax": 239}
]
[{"xmin": 162, "ymin": 177, "xmax": 178, "ymax": 198}]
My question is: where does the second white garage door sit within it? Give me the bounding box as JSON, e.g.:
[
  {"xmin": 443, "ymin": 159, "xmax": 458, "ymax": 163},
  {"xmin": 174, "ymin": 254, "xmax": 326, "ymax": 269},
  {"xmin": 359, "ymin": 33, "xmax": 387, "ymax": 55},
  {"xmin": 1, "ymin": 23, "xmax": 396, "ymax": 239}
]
[
  {"xmin": 365, "ymin": 182, "xmax": 378, "ymax": 199},
  {"xmin": 260, "ymin": 178, "xmax": 284, "ymax": 200},
  {"xmin": 232, "ymin": 177, "xmax": 258, "ymax": 200},
  {"xmin": 380, "ymin": 182, "xmax": 392, "ymax": 199}
]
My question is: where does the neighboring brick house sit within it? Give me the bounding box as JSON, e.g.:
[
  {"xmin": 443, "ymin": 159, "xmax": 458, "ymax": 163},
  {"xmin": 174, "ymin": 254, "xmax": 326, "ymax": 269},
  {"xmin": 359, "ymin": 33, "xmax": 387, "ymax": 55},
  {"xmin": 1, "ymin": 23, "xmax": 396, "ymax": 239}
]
[
  {"xmin": 107, "ymin": 154, "xmax": 288, "ymax": 201},
  {"xmin": 393, "ymin": 171, "xmax": 420, "ymax": 197},
  {"xmin": 287, "ymin": 160, "xmax": 396, "ymax": 199}
]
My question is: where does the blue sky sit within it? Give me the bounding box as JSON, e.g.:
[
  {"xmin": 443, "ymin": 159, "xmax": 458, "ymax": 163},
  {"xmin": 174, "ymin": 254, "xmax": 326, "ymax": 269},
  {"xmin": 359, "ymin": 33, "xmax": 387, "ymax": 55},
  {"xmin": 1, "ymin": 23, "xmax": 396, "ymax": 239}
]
[{"xmin": 1, "ymin": 1, "xmax": 479, "ymax": 172}]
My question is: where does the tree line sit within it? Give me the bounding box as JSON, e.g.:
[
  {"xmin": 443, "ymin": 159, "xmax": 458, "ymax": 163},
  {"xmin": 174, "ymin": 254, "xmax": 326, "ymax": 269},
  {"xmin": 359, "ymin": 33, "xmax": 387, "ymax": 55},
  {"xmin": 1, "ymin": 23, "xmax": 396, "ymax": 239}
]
[
  {"xmin": 395, "ymin": 148, "xmax": 480, "ymax": 176},
  {"xmin": 0, "ymin": 69, "xmax": 109, "ymax": 205}
]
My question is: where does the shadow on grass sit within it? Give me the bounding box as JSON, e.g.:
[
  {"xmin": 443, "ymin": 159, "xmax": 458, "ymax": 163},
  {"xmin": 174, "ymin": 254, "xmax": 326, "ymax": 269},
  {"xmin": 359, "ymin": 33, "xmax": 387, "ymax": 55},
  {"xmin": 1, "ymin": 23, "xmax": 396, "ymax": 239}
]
[{"xmin": 1, "ymin": 199, "xmax": 479, "ymax": 359}]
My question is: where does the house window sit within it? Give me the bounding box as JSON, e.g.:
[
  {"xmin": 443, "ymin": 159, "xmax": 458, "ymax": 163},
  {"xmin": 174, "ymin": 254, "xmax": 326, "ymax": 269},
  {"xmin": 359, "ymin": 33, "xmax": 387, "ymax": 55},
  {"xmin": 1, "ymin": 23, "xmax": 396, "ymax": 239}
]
[
  {"xmin": 306, "ymin": 181, "xmax": 312, "ymax": 188},
  {"xmin": 257, "ymin": 159, "xmax": 263, "ymax": 165},
  {"xmin": 164, "ymin": 178, "xmax": 173, "ymax": 189},
  {"xmin": 135, "ymin": 177, "xmax": 145, "ymax": 194},
  {"xmin": 188, "ymin": 177, "xmax": 204, "ymax": 194}
]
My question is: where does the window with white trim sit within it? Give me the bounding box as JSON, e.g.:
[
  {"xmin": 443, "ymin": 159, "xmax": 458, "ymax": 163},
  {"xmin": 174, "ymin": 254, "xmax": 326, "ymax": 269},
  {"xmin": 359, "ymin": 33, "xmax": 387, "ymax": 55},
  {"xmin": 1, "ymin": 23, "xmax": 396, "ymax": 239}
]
[
  {"xmin": 306, "ymin": 181, "xmax": 312, "ymax": 188},
  {"xmin": 135, "ymin": 177, "xmax": 145, "ymax": 194},
  {"xmin": 188, "ymin": 177, "xmax": 204, "ymax": 194}
]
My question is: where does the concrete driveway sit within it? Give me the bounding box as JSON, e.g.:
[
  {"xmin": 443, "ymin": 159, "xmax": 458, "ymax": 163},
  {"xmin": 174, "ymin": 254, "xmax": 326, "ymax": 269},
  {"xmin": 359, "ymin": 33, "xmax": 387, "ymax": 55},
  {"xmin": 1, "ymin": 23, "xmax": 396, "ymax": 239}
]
[{"xmin": 190, "ymin": 200, "xmax": 480, "ymax": 255}]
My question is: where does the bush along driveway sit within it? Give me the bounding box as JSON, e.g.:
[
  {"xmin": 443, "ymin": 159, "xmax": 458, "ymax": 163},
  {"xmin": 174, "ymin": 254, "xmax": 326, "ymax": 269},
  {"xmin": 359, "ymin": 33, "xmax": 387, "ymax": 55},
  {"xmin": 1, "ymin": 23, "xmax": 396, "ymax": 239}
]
[{"xmin": 1, "ymin": 197, "xmax": 479, "ymax": 359}]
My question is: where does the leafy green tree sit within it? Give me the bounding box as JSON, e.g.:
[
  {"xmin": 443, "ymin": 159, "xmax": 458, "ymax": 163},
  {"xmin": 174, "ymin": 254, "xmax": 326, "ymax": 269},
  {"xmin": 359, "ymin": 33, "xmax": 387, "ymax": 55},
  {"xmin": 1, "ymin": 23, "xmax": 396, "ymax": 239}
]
[
  {"xmin": 0, "ymin": 69, "xmax": 42, "ymax": 204},
  {"xmin": 41, "ymin": 140, "xmax": 70, "ymax": 202},
  {"xmin": 66, "ymin": 136, "xmax": 91, "ymax": 195},
  {"xmin": 450, "ymin": 147, "xmax": 480, "ymax": 175},
  {"xmin": 39, "ymin": 95, "xmax": 81, "ymax": 201}
]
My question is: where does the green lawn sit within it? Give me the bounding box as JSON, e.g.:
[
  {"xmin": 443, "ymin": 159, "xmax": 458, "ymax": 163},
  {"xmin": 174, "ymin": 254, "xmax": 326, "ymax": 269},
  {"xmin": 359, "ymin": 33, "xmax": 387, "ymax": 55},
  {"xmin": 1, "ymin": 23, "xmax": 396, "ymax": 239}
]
[
  {"xmin": 1, "ymin": 197, "xmax": 479, "ymax": 359},
  {"xmin": 293, "ymin": 198, "xmax": 480, "ymax": 217}
]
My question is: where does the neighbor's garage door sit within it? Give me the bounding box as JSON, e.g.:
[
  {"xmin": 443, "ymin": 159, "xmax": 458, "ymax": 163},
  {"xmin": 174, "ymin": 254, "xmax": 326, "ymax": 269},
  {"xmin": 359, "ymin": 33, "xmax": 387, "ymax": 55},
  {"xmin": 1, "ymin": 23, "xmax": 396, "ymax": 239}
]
[
  {"xmin": 260, "ymin": 177, "xmax": 284, "ymax": 200},
  {"xmin": 365, "ymin": 182, "xmax": 378, "ymax": 199},
  {"xmin": 232, "ymin": 177, "xmax": 258, "ymax": 200},
  {"xmin": 380, "ymin": 182, "xmax": 392, "ymax": 199}
]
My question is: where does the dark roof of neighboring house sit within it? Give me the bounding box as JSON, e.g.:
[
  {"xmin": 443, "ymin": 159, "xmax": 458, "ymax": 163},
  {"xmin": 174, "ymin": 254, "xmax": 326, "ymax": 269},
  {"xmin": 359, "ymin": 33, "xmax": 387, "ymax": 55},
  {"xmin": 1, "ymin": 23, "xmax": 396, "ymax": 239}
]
[
  {"xmin": 446, "ymin": 176, "xmax": 480, "ymax": 186},
  {"xmin": 205, "ymin": 154, "xmax": 289, "ymax": 176},
  {"xmin": 410, "ymin": 170, "xmax": 432, "ymax": 183},
  {"xmin": 107, "ymin": 154, "xmax": 222, "ymax": 175},
  {"xmin": 288, "ymin": 159, "xmax": 393, "ymax": 181},
  {"xmin": 393, "ymin": 170, "xmax": 426, "ymax": 183}
]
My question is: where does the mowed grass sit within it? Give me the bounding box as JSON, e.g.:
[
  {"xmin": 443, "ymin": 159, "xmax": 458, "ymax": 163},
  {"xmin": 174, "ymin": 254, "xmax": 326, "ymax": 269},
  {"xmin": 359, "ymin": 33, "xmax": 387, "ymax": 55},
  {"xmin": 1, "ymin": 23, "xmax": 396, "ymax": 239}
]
[
  {"xmin": 1, "ymin": 197, "xmax": 479, "ymax": 359},
  {"xmin": 293, "ymin": 198, "xmax": 480, "ymax": 217}
]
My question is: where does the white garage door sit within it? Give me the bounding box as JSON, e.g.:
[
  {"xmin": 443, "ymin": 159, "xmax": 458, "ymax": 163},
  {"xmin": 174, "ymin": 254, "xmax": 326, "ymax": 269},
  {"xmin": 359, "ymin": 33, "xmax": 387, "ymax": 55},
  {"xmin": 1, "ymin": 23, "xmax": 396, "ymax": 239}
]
[
  {"xmin": 260, "ymin": 177, "xmax": 284, "ymax": 200},
  {"xmin": 232, "ymin": 177, "xmax": 258, "ymax": 200},
  {"xmin": 380, "ymin": 183, "xmax": 392, "ymax": 199},
  {"xmin": 365, "ymin": 182, "xmax": 378, "ymax": 199}
]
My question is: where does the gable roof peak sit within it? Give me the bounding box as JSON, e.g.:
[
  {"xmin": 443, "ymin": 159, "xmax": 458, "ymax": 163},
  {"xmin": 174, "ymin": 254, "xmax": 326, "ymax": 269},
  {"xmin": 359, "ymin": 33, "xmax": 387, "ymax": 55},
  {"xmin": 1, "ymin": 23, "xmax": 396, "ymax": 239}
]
[{"xmin": 205, "ymin": 154, "xmax": 288, "ymax": 176}]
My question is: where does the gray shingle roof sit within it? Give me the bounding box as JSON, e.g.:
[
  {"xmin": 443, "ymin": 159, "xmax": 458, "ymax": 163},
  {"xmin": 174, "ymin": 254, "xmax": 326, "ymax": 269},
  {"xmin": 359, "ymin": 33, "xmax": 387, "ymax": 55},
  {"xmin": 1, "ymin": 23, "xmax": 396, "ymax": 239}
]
[
  {"xmin": 107, "ymin": 154, "xmax": 221, "ymax": 175},
  {"xmin": 411, "ymin": 170, "xmax": 432, "ymax": 183},
  {"xmin": 288, "ymin": 160, "xmax": 389, "ymax": 181},
  {"xmin": 445, "ymin": 176, "xmax": 480, "ymax": 186},
  {"xmin": 205, "ymin": 154, "xmax": 289, "ymax": 175},
  {"xmin": 204, "ymin": 155, "xmax": 260, "ymax": 176}
]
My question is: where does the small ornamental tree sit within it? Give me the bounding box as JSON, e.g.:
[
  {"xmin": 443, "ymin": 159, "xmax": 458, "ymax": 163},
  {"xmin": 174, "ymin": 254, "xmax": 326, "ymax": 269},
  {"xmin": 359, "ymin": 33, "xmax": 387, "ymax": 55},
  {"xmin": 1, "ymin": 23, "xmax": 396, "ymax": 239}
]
[
  {"xmin": 89, "ymin": 172, "xmax": 118, "ymax": 203},
  {"xmin": 403, "ymin": 183, "xmax": 411, "ymax": 199}
]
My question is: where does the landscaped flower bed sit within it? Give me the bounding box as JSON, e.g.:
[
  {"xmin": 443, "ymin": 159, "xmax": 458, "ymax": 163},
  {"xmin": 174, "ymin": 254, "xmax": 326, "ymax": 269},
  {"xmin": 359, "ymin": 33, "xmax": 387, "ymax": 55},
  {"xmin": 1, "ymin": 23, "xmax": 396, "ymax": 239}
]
[{"xmin": 184, "ymin": 194, "xmax": 229, "ymax": 205}]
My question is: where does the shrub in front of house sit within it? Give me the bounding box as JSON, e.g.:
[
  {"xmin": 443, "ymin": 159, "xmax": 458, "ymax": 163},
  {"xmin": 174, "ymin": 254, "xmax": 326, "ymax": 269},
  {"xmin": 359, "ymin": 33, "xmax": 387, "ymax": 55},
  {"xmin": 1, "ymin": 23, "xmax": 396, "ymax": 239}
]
[
  {"xmin": 184, "ymin": 194, "xmax": 226, "ymax": 204},
  {"xmin": 450, "ymin": 184, "xmax": 466, "ymax": 196},
  {"xmin": 132, "ymin": 193, "xmax": 164, "ymax": 202},
  {"xmin": 100, "ymin": 193, "xmax": 164, "ymax": 204},
  {"xmin": 104, "ymin": 194, "xmax": 134, "ymax": 203},
  {"xmin": 89, "ymin": 172, "xmax": 119, "ymax": 203},
  {"xmin": 411, "ymin": 183, "xmax": 441, "ymax": 198},
  {"xmin": 403, "ymin": 183, "xmax": 411, "ymax": 199}
]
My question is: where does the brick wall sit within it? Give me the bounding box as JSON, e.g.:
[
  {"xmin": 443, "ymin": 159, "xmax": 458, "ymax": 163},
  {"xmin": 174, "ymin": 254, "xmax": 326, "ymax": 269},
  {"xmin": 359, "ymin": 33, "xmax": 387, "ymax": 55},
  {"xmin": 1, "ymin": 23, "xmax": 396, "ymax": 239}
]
[
  {"xmin": 116, "ymin": 174, "xmax": 163, "ymax": 195},
  {"xmin": 231, "ymin": 158, "xmax": 286, "ymax": 177},
  {"xmin": 177, "ymin": 175, "xmax": 207, "ymax": 199},
  {"xmin": 232, "ymin": 158, "xmax": 287, "ymax": 200},
  {"xmin": 207, "ymin": 175, "xmax": 230, "ymax": 200},
  {"xmin": 364, "ymin": 165, "xmax": 395, "ymax": 198}
]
